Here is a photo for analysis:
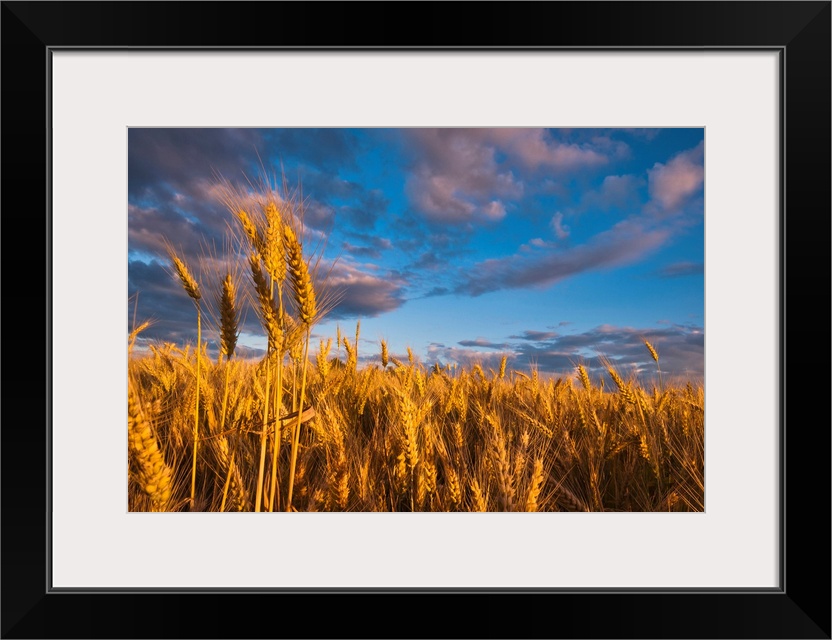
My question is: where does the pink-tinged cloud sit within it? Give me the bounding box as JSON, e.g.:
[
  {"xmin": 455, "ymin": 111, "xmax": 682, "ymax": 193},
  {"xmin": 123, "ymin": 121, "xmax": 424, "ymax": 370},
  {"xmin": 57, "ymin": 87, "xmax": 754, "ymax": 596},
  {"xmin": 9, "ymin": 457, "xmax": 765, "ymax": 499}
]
[
  {"xmin": 457, "ymin": 219, "xmax": 670, "ymax": 296},
  {"xmin": 485, "ymin": 129, "xmax": 612, "ymax": 170},
  {"xmin": 404, "ymin": 130, "xmax": 522, "ymax": 223},
  {"xmin": 550, "ymin": 212, "xmax": 570, "ymax": 239},
  {"xmin": 648, "ymin": 142, "xmax": 704, "ymax": 212},
  {"xmin": 403, "ymin": 129, "xmax": 614, "ymax": 223},
  {"xmin": 316, "ymin": 261, "xmax": 407, "ymax": 319},
  {"xmin": 482, "ymin": 200, "xmax": 507, "ymax": 221}
]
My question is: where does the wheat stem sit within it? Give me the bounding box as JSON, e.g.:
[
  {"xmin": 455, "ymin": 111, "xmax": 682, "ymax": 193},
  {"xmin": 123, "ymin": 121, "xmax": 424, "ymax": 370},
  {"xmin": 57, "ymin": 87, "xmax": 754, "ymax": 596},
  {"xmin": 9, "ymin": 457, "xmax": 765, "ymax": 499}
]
[
  {"xmin": 254, "ymin": 349, "xmax": 271, "ymax": 512},
  {"xmin": 286, "ymin": 325, "xmax": 311, "ymax": 511},
  {"xmin": 189, "ymin": 309, "xmax": 201, "ymax": 510}
]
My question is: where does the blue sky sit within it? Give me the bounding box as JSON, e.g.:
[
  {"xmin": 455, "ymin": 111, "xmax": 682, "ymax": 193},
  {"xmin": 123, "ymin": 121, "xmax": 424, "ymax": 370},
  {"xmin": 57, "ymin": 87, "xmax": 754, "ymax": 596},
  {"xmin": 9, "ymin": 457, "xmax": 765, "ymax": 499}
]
[{"xmin": 128, "ymin": 128, "xmax": 704, "ymax": 383}]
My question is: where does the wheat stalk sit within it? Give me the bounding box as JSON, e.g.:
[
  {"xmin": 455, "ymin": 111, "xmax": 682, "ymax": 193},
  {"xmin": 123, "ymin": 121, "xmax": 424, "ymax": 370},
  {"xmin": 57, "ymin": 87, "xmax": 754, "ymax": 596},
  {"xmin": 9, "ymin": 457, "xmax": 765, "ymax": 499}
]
[
  {"xmin": 577, "ymin": 364, "xmax": 591, "ymax": 391},
  {"xmin": 218, "ymin": 273, "xmax": 239, "ymax": 361},
  {"xmin": 167, "ymin": 247, "xmax": 201, "ymax": 510},
  {"xmin": 283, "ymin": 225, "xmax": 317, "ymax": 325},
  {"xmin": 169, "ymin": 252, "xmax": 201, "ymax": 302},
  {"xmin": 284, "ymin": 224, "xmax": 317, "ymax": 510},
  {"xmin": 380, "ymin": 340, "xmax": 389, "ymax": 368},
  {"xmin": 525, "ymin": 458, "xmax": 545, "ymax": 512},
  {"xmin": 128, "ymin": 383, "xmax": 173, "ymax": 511}
]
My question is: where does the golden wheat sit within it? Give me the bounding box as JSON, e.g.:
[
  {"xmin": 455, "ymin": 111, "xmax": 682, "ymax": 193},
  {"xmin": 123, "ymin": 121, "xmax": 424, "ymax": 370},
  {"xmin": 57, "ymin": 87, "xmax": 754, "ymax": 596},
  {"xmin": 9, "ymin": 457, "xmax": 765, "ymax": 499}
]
[{"xmin": 128, "ymin": 384, "xmax": 173, "ymax": 511}]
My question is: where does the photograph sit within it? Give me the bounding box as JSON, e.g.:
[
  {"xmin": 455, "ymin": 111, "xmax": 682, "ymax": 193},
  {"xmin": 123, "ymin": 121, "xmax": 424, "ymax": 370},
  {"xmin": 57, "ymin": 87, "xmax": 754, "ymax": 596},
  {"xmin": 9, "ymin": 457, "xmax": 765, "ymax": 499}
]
[
  {"xmin": 3, "ymin": 0, "xmax": 827, "ymax": 635},
  {"xmin": 128, "ymin": 127, "xmax": 705, "ymax": 513}
]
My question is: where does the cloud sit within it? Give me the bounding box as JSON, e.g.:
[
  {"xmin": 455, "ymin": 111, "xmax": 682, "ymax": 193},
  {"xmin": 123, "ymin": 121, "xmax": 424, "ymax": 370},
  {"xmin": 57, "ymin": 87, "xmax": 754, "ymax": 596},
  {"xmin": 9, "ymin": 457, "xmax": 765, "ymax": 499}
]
[
  {"xmin": 486, "ymin": 129, "xmax": 613, "ymax": 170},
  {"xmin": 482, "ymin": 200, "xmax": 507, "ymax": 221},
  {"xmin": 130, "ymin": 251, "xmax": 409, "ymax": 351},
  {"xmin": 427, "ymin": 316, "xmax": 702, "ymax": 381},
  {"xmin": 648, "ymin": 142, "xmax": 704, "ymax": 212},
  {"xmin": 550, "ymin": 212, "xmax": 570, "ymax": 239},
  {"xmin": 128, "ymin": 128, "xmax": 267, "ymax": 202},
  {"xmin": 317, "ymin": 261, "xmax": 408, "ymax": 320},
  {"xmin": 509, "ymin": 330, "xmax": 560, "ymax": 341},
  {"xmin": 456, "ymin": 218, "xmax": 670, "ymax": 296},
  {"xmin": 129, "ymin": 258, "xmax": 227, "ymax": 347},
  {"xmin": 657, "ymin": 261, "xmax": 704, "ymax": 278},
  {"xmin": 402, "ymin": 129, "xmax": 616, "ymax": 224},
  {"xmin": 342, "ymin": 236, "xmax": 393, "ymax": 260},
  {"xmin": 436, "ymin": 323, "xmax": 703, "ymax": 380},
  {"xmin": 295, "ymin": 170, "xmax": 390, "ymax": 230},
  {"xmin": 338, "ymin": 188, "xmax": 390, "ymax": 228},
  {"xmin": 411, "ymin": 251, "xmax": 445, "ymax": 271},
  {"xmin": 457, "ymin": 338, "xmax": 510, "ymax": 350},
  {"xmin": 424, "ymin": 286, "xmax": 450, "ymax": 297},
  {"xmin": 580, "ymin": 174, "xmax": 642, "ymax": 213},
  {"xmin": 425, "ymin": 343, "xmax": 511, "ymax": 372}
]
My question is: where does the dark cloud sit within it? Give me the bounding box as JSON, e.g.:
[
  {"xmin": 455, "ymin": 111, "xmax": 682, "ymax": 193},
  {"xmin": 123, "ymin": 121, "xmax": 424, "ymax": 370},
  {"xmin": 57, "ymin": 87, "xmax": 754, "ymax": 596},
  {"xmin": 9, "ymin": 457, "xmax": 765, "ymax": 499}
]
[
  {"xmin": 512, "ymin": 324, "xmax": 704, "ymax": 380},
  {"xmin": 129, "ymin": 258, "xmax": 265, "ymax": 349},
  {"xmin": 411, "ymin": 251, "xmax": 443, "ymax": 271},
  {"xmin": 424, "ymin": 286, "xmax": 450, "ymax": 298},
  {"xmin": 128, "ymin": 129, "xmax": 376, "ymax": 267},
  {"xmin": 128, "ymin": 259, "xmax": 207, "ymax": 344},
  {"xmin": 657, "ymin": 261, "xmax": 704, "ymax": 278},
  {"xmin": 128, "ymin": 130, "xmax": 277, "ymax": 271},
  {"xmin": 337, "ymin": 188, "xmax": 389, "ymax": 229},
  {"xmin": 288, "ymin": 170, "xmax": 390, "ymax": 232},
  {"xmin": 128, "ymin": 128, "xmax": 267, "ymax": 201},
  {"xmin": 131, "ymin": 252, "xmax": 409, "ymax": 352},
  {"xmin": 347, "ymin": 233, "xmax": 393, "ymax": 251},
  {"xmin": 291, "ymin": 167, "xmax": 362, "ymax": 202},
  {"xmin": 339, "ymin": 234, "xmax": 393, "ymax": 260},
  {"xmin": 457, "ymin": 338, "xmax": 510, "ymax": 350},
  {"xmin": 508, "ymin": 330, "xmax": 560, "ymax": 341},
  {"xmin": 129, "ymin": 128, "xmax": 362, "ymax": 202},
  {"xmin": 128, "ymin": 204, "xmax": 223, "ymax": 259},
  {"xmin": 434, "ymin": 323, "xmax": 703, "ymax": 381},
  {"xmin": 342, "ymin": 242, "xmax": 382, "ymax": 260}
]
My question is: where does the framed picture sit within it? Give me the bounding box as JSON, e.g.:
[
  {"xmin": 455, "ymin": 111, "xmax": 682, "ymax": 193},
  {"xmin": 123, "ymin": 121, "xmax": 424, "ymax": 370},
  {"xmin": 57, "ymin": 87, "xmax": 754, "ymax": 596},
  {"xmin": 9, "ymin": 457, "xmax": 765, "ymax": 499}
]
[{"xmin": 4, "ymin": 2, "xmax": 829, "ymax": 638}]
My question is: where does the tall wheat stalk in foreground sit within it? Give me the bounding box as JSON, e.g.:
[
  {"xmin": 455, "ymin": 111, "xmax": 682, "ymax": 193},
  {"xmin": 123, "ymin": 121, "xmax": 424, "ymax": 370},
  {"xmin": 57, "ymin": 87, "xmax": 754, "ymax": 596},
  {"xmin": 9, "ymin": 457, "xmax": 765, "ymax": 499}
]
[
  {"xmin": 250, "ymin": 251, "xmax": 280, "ymax": 512},
  {"xmin": 263, "ymin": 201, "xmax": 287, "ymax": 513},
  {"xmin": 168, "ymin": 248, "xmax": 202, "ymax": 511},
  {"xmin": 217, "ymin": 272, "xmax": 241, "ymax": 511},
  {"xmin": 284, "ymin": 224, "xmax": 317, "ymax": 511}
]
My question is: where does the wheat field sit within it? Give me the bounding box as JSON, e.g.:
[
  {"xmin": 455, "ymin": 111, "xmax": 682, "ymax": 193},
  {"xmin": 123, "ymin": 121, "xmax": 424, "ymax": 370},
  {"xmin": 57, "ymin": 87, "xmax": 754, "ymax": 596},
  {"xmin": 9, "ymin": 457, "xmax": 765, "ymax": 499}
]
[{"xmin": 128, "ymin": 182, "xmax": 704, "ymax": 513}]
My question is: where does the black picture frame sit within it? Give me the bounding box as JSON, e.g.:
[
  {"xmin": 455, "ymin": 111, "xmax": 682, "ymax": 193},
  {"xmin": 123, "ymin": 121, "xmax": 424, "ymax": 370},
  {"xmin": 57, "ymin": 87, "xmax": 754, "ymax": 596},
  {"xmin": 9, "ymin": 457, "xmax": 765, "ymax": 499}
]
[{"xmin": 2, "ymin": 2, "xmax": 829, "ymax": 638}]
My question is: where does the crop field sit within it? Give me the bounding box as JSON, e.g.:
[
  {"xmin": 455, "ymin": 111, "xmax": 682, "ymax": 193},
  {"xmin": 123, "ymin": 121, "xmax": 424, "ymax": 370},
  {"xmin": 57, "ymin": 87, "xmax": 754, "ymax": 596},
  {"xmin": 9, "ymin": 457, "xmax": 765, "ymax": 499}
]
[{"xmin": 128, "ymin": 180, "xmax": 704, "ymax": 513}]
